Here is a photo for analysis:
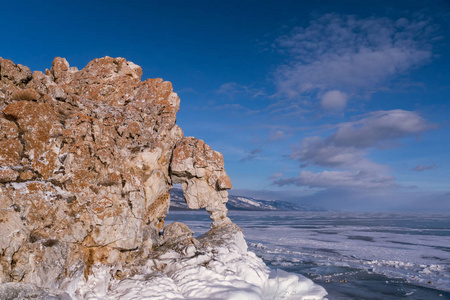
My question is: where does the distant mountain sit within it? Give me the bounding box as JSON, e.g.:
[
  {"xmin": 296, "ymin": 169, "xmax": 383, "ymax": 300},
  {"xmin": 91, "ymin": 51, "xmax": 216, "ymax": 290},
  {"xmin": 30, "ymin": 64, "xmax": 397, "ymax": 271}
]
[{"xmin": 169, "ymin": 188, "xmax": 328, "ymax": 211}]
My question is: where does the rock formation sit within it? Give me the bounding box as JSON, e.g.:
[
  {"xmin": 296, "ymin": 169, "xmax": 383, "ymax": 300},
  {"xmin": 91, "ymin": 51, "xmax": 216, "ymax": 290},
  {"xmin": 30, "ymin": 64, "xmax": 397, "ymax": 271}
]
[
  {"xmin": 0, "ymin": 57, "xmax": 233, "ymax": 289},
  {"xmin": 171, "ymin": 137, "xmax": 232, "ymax": 228}
]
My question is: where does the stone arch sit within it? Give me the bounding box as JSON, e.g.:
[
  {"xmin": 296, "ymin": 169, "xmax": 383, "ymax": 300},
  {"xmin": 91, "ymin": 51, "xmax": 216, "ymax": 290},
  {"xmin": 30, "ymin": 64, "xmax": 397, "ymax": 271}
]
[{"xmin": 170, "ymin": 137, "xmax": 232, "ymax": 228}]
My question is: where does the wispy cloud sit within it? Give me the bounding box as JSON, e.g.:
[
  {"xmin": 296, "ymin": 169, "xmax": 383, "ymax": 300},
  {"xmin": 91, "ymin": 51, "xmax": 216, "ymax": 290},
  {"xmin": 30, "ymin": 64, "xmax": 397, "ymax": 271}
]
[
  {"xmin": 268, "ymin": 173, "xmax": 283, "ymax": 181},
  {"xmin": 268, "ymin": 130, "xmax": 286, "ymax": 141},
  {"xmin": 273, "ymin": 13, "xmax": 436, "ymax": 109},
  {"xmin": 240, "ymin": 148, "xmax": 262, "ymax": 162},
  {"xmin": 413, "ymin": 164, "xmax": 436, "ymax": 172},
  {"xmin": 265, "ymin": 100, "xmax": 311, "ymax": 116},
  {"xmin": 177, "ymin": 87, "xmax": 198, "ymax": 95},
  {"xmin": 209, "ymin": 103, "xmax": 260, "ymax": 113},
  {"xmin": 320, "ymin": 90, "xmax": 348, "ymax": 111},
  {"xmin": 273, "ymin": 110, "xmax": 434, "ymax": 189},
  {"xmin": 216, "ymin": 82, "xmax": 266, "ymax": 99}
]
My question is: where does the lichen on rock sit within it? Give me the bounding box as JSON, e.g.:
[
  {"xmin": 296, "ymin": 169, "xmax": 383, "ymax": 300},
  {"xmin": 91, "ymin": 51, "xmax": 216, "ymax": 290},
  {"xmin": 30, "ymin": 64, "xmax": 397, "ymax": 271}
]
[{"xmin": 0, "ymin": 56, "xmax": 234, "ymax": 289}]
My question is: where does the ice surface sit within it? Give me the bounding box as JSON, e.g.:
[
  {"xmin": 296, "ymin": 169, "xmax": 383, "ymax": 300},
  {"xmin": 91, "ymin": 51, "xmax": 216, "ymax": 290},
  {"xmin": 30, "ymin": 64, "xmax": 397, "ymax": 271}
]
[
  {"xmin": 166, "ymin": 211, "xmax": 450, "ymax": 299},
  {"xmin": 70, "ymin": 226, "xmax": 327, "ymax": 300}
]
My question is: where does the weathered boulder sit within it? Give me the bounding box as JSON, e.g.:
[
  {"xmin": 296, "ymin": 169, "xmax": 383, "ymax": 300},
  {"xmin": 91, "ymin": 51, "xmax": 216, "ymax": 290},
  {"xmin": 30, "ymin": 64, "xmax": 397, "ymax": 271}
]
[
  {"xmin": 0, "ymin": 57, "xmax": 233, "ymax": 289},
  {"xmin": 162, "ymin": 222, "xmax": 194, "ymax": 245}
]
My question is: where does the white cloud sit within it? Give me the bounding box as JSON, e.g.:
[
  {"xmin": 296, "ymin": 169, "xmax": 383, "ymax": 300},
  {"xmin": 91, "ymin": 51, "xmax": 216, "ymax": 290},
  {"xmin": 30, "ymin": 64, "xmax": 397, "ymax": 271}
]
[
  {"xmin": 274, "ymin": 170, "xmax": 394, "ymax": 189},
  {"xmin": 292, "ymin": 110, "xmax": 432, "ymax": 167},
  {"xmin": 331, "ymin": 110, "xmax": 435, "ymax": 148},
  {"xmin": 320, "ymin": 90, "xmax": 348, "ymax": 110},
  {"xmin": 292, "ymin": 136, "xmax": 367, "ymax": 168},
  {"xmin": 274, "ymin": 110, "xmax": 434, "ymax": 190},
  {"xmin": 273, "ymin": 13, "xmax": 435, "ymax": 106}
]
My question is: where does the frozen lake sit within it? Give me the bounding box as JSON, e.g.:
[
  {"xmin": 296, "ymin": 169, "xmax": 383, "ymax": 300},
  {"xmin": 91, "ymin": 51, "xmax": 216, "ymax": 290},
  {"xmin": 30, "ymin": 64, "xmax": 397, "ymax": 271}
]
[{"xmin": 166, "ymin": 210, "xmax": 450, "ymax": 300}]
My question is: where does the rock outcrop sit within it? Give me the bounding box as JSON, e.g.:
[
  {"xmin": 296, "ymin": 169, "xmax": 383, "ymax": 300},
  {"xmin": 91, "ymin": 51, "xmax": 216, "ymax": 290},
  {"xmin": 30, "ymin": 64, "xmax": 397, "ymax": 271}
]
[{"xmin": 0, "ymin": 57, "xmax": 233, "ymax": 289}]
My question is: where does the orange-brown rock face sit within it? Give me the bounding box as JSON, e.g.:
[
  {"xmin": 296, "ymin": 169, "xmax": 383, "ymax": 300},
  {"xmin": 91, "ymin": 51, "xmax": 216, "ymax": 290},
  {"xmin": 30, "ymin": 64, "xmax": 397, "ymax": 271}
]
[{"xmin": 0, "ymin": 57, "xmax": 232, "ymax": 288}]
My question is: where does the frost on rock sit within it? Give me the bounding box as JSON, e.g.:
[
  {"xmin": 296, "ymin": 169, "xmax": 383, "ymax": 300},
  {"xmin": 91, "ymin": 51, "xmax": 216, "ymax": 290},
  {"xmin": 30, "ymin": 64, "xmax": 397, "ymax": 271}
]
[{"xmin": 0, "ymin": 57, "xmax": 327, "ymax": 299}]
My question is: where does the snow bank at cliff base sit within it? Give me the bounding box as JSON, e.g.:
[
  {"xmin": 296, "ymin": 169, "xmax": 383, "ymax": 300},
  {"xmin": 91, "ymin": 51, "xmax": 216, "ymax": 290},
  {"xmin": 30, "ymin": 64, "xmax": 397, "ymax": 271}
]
[{"xmin": 74, "ymin": 230, "xmax": 327, "ymax": 300}]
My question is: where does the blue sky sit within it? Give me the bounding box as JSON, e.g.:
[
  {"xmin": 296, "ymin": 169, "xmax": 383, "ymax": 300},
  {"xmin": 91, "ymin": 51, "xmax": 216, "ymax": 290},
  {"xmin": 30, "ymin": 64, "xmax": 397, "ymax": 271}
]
[{"xmin": 2, "ymin": 0, "xmax": 449, "ymax": 211}]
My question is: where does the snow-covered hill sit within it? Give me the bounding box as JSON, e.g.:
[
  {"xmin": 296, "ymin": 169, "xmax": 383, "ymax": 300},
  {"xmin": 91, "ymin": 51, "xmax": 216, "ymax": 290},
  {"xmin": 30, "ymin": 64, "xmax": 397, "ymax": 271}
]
[{"xmin": 170, "ymin": 188, "xmax": 327, "ymax": 211}]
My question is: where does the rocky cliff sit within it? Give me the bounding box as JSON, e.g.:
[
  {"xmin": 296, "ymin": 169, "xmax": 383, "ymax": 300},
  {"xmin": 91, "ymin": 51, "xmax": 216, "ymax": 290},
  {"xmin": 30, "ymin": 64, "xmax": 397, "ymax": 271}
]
[{"xmin": 0, "ymin": 57, "xmax": 233, "ymax": 289}]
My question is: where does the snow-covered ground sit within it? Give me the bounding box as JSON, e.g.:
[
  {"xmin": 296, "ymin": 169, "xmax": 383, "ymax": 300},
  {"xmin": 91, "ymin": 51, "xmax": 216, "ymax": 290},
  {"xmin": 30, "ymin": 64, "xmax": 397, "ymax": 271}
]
[{"xmin": 71, "ymin": 224, "xmax": 327, "ymax": 300}]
